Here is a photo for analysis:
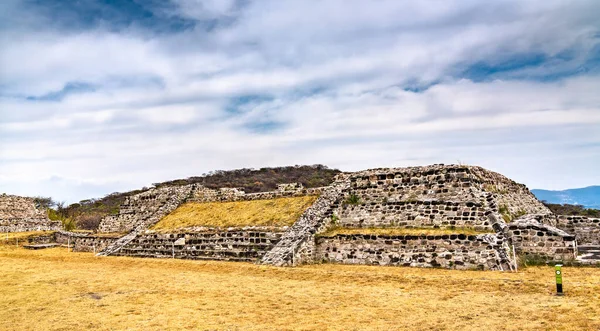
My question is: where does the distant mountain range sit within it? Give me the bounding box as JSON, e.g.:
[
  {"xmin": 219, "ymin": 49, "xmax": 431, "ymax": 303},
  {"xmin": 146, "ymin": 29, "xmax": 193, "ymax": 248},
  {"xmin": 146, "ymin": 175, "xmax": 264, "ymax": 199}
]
[{"xmin": 531, "ymin": 186, "xmax": 600, "ymax": 209}]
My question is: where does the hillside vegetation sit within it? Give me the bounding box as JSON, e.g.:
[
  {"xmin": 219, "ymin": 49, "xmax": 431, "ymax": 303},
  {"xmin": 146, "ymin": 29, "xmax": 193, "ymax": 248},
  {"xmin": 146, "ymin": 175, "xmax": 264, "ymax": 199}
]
[
  {"xmin": 152, "ymin": 196, "xmax": 318, "ymax": 230},
  {"xmin": 542, "ymin": 203, "xmax": 600, "ymax": 218},
  {"xmin": 45, "ymin": 165, "xmax": 340, "ymax": 230}
]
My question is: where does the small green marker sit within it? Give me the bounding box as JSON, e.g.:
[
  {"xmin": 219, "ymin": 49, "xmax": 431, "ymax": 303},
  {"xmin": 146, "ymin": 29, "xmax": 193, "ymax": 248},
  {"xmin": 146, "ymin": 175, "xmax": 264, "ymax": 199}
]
[{"xmin": 555, "ymin": 264, "xmax": 563, "ymax": 296}]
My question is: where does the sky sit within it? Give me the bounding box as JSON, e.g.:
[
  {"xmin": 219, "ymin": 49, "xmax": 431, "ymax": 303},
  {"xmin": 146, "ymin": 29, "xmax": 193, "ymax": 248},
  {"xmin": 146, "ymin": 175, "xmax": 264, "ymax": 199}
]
[{"xmin": 1, "ymin": 0, "xmax": 599, "ymax": 203}]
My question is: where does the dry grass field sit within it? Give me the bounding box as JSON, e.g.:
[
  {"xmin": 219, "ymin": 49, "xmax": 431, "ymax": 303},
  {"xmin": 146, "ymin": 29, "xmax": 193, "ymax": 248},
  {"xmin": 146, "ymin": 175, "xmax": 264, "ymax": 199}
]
[
  {"xmin": 1, "ymin": 244, "xmax": 599, "ymax": 331},
  {"xmin": 152, "ymin": 196, "xmax": 318, "ymax": 230}
]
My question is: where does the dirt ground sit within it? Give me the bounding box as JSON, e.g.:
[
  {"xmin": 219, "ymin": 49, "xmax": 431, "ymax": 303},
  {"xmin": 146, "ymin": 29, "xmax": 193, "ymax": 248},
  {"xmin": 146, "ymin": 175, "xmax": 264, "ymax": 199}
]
[{"xmin": 1, "ymin": 244, "xmax": 599, "ymax": 330}]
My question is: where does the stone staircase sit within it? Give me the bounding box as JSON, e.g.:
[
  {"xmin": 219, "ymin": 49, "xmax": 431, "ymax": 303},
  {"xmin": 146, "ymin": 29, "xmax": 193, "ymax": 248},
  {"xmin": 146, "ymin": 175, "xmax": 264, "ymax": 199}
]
[
  {"xmin": 261, "ymin": 180, "xmax": 350, "ymax": 266},
  {"xmin": 97, "ymin": 185, "xmax": 196, "ymax": 256},
  {"xmin": 577, "ymin": 245, "xmax": 600, "ymax": 264}
]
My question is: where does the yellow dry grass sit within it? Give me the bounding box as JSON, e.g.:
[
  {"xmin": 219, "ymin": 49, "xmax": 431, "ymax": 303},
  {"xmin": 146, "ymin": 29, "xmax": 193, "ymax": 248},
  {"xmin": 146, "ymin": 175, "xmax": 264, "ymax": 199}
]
[
  {"xmin": 1, "ymin": 245, "xmax": 599, "ymax": 330},
  {"xmin": 152, "ymin": 196, "xmax": 318, "ymax": 230},
  {"xmin": 319, "ymin": 227, "xmax": 491, "ymax": 237}
]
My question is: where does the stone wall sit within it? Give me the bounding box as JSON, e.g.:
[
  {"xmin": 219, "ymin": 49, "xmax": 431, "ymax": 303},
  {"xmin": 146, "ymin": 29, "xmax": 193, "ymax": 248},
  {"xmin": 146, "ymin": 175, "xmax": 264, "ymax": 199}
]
[
  {"xmin": 189, "ymin": 184, "xmax": 324, "ymax": 203},
  {"xmin": 334, "ymin": 165, "xmax": 549, "ymax": 232},
  {"xmin": 506, "ymin": 215, "xmax": 577, "ymax": 261},
  {"xmin": 556, "ymin": 215, "xmax": 600, "ymax": 245},
  {"xmin": 55, "ymin": 231, "xmax": 120, "ymax": 252},
  {"xmin": 0, "ymin": 218, "xmax": 61, "ymax": 233},
  {"xmin": 468, "ymin": 167, "xmax": 551, "ymax": 216},
  {"xmin": 0, "ymin": 194, "xmax": 61, "ymax": 232},
  {"xmin": 112, "ymin": 227, "xmax": 284, "ymax": 261},
  {"xmin": 315, "ymin": 233, "xmax": 510, "ymax": 270},
  {"xmin": 338, "ymin": 200, "xmax": 490, "ymax": 230},
  {"xmin": 1, "ymin": 232, "xmax": 55, "ymax": 245}
]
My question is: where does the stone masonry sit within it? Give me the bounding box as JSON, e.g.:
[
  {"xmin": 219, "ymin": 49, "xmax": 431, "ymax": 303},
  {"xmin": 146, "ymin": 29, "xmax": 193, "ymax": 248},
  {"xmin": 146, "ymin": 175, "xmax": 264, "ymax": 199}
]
[
  {"xmin": 316, "ymin": 233, "xmax": 510, "ymax": 270},
  {"xmin": 556, "ymin": 215, "xmax": 600, "ymax": 245},
  {"xmin": 113, "ymin": 227, "xmax": 283, "ymax": 261},
  {"xmin": 505, "ymin": 215, "xmax": 577, "ymax": 261},
  {"xmin": 189, "ymin": 184, "xmax": 323, "ymax": 203},
  {"xmin": 55, "ymin": 231, "xmax": 120, "ymax": 252},
  {"xmin": 336, "ymin": 165, "xmax": 550, "ymax": 231},
  {"xmin": 0, "ymin": 194, "xmax": 61, "ymax": 232}
]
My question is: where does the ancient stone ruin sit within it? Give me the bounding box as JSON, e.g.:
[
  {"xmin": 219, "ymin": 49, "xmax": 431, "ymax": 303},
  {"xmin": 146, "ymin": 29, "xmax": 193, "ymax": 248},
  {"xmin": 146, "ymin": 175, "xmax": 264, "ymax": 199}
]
[
  {"xmin": 27, "ymin": 164, "xmax": 600, "ymax": 270},
  {"xmin": 0, "ymin": 194, "xmax": 61, "ymax": 232}
]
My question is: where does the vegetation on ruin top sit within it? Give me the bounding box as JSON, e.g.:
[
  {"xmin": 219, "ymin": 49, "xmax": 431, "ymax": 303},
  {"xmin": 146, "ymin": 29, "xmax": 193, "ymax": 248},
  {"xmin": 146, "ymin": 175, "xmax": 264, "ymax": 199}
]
[
  {"xmin": 151, "ymin": 195, "xmax": 318, "ymax": 230},
  {"xmin": 1, "ymin": 246, "xmax": 599, "ymax": 330},
  {"xmin": 318, "ymin": 226, "xmax": 493, "ymax": 237}
]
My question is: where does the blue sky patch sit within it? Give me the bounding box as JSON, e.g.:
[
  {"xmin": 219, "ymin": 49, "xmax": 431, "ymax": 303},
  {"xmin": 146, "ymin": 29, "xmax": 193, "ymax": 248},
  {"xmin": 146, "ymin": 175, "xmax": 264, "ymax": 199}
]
[
  {"xmin": 242, "ymin": 120, "xmax": 286, "ymax": 134},
  {"xmin": 460, "ymin": 53, "xmax": 547, "ymax": 82},
  {"xmin": 225, "ymin": 95, "xmax": 275, "ymax": 115},
  {"xmin": 26, "ymin": 82, "xmax": 96, "ymax": 102}
]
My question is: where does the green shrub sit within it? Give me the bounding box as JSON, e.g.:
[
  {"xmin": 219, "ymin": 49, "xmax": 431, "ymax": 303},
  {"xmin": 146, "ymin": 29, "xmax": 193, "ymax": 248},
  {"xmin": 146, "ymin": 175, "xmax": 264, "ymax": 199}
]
[
  {"xmin": 330, "ymin": 214, "xmax": 339, "ymax": 224},
  {"xmin": 344, "ymin": 194, "xmax": 361, "ymax": 205},
  {"xmin": 62, "ymin": 218, "xmax": 76, "ymax": 231},
  {"xmin": 47, "ymin": 208, "xmax": 64, "ymax": 221}
]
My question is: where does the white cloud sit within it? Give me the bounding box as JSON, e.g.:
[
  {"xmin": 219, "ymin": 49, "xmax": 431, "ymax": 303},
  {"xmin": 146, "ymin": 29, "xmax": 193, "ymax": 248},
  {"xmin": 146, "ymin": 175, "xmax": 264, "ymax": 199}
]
[{"xmin": 1, "ymin": 0, "xmax": 599, "ymax": 202}]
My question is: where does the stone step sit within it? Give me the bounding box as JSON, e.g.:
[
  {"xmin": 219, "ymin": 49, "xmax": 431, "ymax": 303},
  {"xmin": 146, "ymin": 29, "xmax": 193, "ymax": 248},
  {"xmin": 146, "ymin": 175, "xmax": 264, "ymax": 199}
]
[
  {"xmin": 577, "ymin": 245, "xmax": 600, "ymax": 261},
  {"xmin": 23, "ymin": 243, "xmax": 59, "ymax": 250}
]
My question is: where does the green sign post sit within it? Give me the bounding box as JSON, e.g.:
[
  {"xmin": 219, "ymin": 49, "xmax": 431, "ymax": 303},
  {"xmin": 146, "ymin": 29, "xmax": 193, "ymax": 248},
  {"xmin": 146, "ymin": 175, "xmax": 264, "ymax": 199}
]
[{"xmin": 555, "ymin": 264, "xmax": 563, "ymax": 296}]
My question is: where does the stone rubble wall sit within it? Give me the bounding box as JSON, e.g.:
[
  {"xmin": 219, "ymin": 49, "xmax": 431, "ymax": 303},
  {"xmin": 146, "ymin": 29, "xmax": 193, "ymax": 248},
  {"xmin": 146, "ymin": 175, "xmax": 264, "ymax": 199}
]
[
  {"xmin": 55, "ymin": 231, "xmax": 120, "ymax": 252},
  {"xmin": 556, "ymin": 215, "xmax": 600, "ymax": 245},
  {"xmin": 189, "ymin": 184, "xmax": 324, "ymax": 203},
  {"xmin": 335, "ymin": 165, "xmax": 549, "ymax": 232},
  {"xmin": 0, "ymin": 218, "xmax": 61, "ymax": 233},
  {"xmin": 0, "ymin": 194, "xmax": 61, "ymax": 232},
  {"xmin": 315, "ymin": 233, "xmax": 510, "ymax": 270},
  {"xmin": 468, "ymin": 167, "xmax": 551, "ymax": 216},
  {"xmin": 25, "ymin": 234, "xmax": 56, "ymax": 244},
  {"xmin": 506, "ymin": 215, "xmax": 577, "ymax": 261},
  {"xmin": 2, "ymin": 232, "xmax": 55, "ymax": 245},
  {"xmin": 260, "ymin": 180, "xmax": 350, "ymax": 266},
  {"xmin": 0, "ymin": 194, "xmax": 48, "ymax": 219},
  {"xmin": 113, "ymin": 228, "xmax": 284, "ymax": 261},
  {"xmin": 338, "ymin": 201, "xmax": 490, "ymax": 230}
]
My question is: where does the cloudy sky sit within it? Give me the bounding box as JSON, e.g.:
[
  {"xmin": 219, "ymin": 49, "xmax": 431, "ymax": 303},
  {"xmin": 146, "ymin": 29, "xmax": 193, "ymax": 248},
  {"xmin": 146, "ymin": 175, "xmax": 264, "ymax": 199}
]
[{"xmin": 1, "ymin": 0, "xmax": 599, "ymax": 203}]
